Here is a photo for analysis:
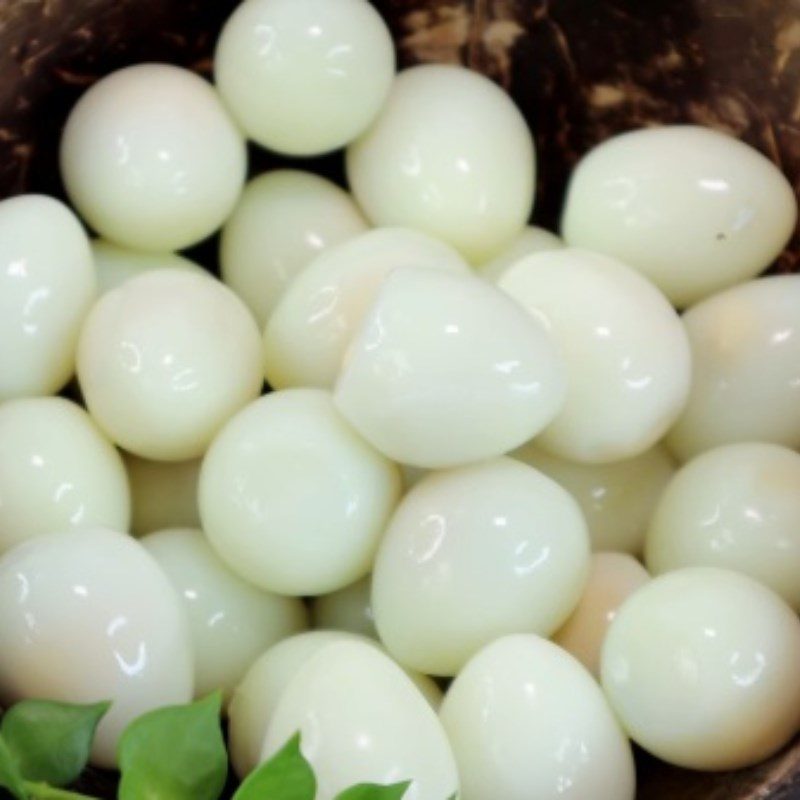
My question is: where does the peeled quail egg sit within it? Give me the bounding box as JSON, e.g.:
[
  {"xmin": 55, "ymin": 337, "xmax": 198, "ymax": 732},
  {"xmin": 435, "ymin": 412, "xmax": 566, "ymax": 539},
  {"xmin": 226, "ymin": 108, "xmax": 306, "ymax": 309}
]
[
  {"xmin": 61, "ymin": 64, "xmax": 246, "ymax": 252},
  {"xmin": 264, "ymin": 227, "xmax": 469, "ymax": 389},
  {"xmin": 142, "ymin": 528, "xmax": 307, "ymax": 700},
  {"xmin": 221, "ymin": 170, "xmax": 368, "ymax": 327},
  {"xmin": 347, "ymin": 64, "xmax": 535, "ymax": 263},
  {"xmin": 0, "ymin": 397, "xmax": 129, "ymax": 553},
  {"xmin": 372, "ymin": 458, "xmax": 590, "ymax": 676},
  {"xmin": 312, "ymin": 576, "xmax": 377, "ymax": 639},
  {"xmin": 513, "ymin": 442, "xmax": 675, "ymax": 554},
  {"xmin": 645, "ymin": 443, "xmax": 800, "ymax": 611},
  {"xmin": 602, "ymin": 567, "xmax": 800, "ymax": 770},
  {"xmin": 440, "ymin": 635, "xmax": 635, "ymax": 800},
  {"xmin": 477, "ymin": 225, "xmax": 563, "ymax": 283},
  {"xmin": 77, "ymin": 269, "xmax": 263, "ymax": 461},
  {"xmin": 554, "ymin": 552, "xmax": 650, "ymax": 677},
  {"xmin": 199, "ymin": 389, "xmax": 401, "ymax": 595},
  {"xmin": 334, "ymin": 268, "xmax": 566, "ymax": 469},
  {"xmin": 261, "ymin": 641, "xmax": 458, "ymax": 800},
  {"xmin": 214, "ymin": 0, "xmax": 395, "ymax": 156},
  {"xmin": 500, "ymin": 248, "xmax": 691, "ymax": 463},
  {"xmin": 0, "ymin": 195, "xmax": 94, "ymax": 400},
  {"xmin": 562, "ymin": 125, "xmax": 797, "ymax": 307},
  {"xmin": 667, "ymin": 275, "xmax": 800, "ymax": 460},
  {"xmin": 0, "ymin": 528, "xmax": 193, "ymax": 767}
]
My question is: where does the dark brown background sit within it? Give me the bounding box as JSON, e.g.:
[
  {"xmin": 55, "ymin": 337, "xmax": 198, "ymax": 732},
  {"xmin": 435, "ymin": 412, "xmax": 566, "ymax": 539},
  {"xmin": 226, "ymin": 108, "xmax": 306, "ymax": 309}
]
[{"xmin": 0, "ymin": 0, "xmax": 799, "ymax": 797}]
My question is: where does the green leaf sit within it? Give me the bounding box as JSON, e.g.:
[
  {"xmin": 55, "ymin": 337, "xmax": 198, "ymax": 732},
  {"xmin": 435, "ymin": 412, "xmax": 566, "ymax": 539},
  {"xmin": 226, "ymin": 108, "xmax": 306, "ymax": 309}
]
[
  {"xmin": 232, "ymin": 733, "xmax": 315, "ymax": 800},
  {"xmin": 334, "ymin": 781, "xmax": 411, "ymax": 800},
  {"xmin": 0, "ymin": 735, "xmax": 27, "ymax": 800},
  {"xmin": 0, "ymin": 700, "xmax": 109, "ymax": 787},
  {"xmin": 117, "ymin": 692, "xmax": 226, "ymax": 800}
]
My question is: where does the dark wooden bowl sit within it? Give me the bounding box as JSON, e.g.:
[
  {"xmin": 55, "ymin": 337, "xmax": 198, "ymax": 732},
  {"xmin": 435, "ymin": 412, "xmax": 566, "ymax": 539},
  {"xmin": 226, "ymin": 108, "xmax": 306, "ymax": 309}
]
[{"xmin": 1, "ymin": 0, "xmax": 799, "ymax": 797}]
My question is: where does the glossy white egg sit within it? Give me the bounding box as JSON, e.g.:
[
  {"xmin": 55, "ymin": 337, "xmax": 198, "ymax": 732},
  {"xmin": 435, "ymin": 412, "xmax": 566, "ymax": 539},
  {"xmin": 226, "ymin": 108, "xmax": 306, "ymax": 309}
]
[
  {"xmin": 92, "ymin": 239, "xmax": 205, "ymax": 294},
  {"xmin": 347, "ymin": 64, "xmax": 535, "ymax": 263},
  {"xmin": 477, "ymin": 225, "xmax": 563, "ymax": 283},
  {"xmin": 513, "ymin": 442, "xmax": 675, "ymax": 554},
  {"xmin": 602, "ymin": 567, "xmax": 800, "ymax": 770},
  {"xmin": 562, "ymin": 125, "xmax": 797, "ymax": 307},
  {"xmin": 0, "ymin": 398, "xmax": 130, "ymax": 553},
  {"xmin": 500, "ymin": 248, "xmax": 691, "ymax": 463},
  {"xmin": 221, "ymin": 170, "xmax": 368, "ymax": 327},
  {"xmin": 142, "ymin": 528, "xmax": 307, "ymax": 700},
  {"xmin": 61, "ymin": 64, "xmax": 246, "ymax": 252},
  {"xmin": 554, "ymin": 553, "xmax": 650, "ymax": 677},
  {"xmin": 77, "ymin": 269, "xmax": 263, "ymax": 461},
  {"xmin": 214, "ymin": 0, "xmax": 394, "ymax": 155},
  {"xmin": 312, "ymin": 575, "xmax": 377, "ymax": 639},
  {"xmin": 645, "ymin": 443, "xmax": 800, "ymax": 611},
  {"xmin": 125, "ymin": 454, "xmax": 201, "ymax": 537},
  {"xmin": 264, "ymin": 228, "xmax": 469, "ymax": 389},
  {"xmin": 334, "ymin": 268, "xmax": 566, "ymax": 468},
  {"xmin": 0, "ymin": 528, "xmax": 193, "ymax": 767},
  {"xmin": 199, "ymin": 389, "xmax": 401, "ymax": 595},
  {"xmin": 667, "ymin": 275, "xmax": 800, "ymax": 460},
  {"xmin": 372, "ymin": 458, "xmax": 589, "ymax": 676},
  {"xmin": 262, "ymin": 641, "xmax": 458, "ymax": 800},
  {"xmin": 0, "ymin": 195, "xmax": 94, "ymax": 400},
  {"xmin": 440, "ymin": 635, "xmax": 635, "ymax": 800},
  {"xmin": 228, "ymin": 630, "xmax": 442, "ymax": 778}
]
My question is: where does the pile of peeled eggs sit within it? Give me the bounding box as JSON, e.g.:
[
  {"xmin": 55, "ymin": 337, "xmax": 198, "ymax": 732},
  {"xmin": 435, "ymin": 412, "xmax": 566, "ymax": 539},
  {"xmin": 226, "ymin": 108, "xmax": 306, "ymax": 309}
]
[{"xmin": 2, "ymin": 0, "xmax": 800, "ymax": 797}]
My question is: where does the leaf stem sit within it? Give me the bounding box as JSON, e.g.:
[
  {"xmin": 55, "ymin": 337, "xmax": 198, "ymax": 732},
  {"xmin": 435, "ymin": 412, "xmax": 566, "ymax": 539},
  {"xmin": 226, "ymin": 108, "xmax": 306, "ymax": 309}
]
[{"xmin": 22, "ymin": 781, "xmax": 100, "ymax": 800}]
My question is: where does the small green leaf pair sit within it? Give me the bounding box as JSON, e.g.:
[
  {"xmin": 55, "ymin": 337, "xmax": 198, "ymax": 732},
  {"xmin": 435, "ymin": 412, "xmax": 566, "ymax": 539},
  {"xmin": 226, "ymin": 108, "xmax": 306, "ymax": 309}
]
[
  {"xmin": 233, "ymin": 734, "xmax": 410, "ymax": 800},
  {"xmin": 0, "ymin": 699, "xmax": 108, "ymax": 800}
]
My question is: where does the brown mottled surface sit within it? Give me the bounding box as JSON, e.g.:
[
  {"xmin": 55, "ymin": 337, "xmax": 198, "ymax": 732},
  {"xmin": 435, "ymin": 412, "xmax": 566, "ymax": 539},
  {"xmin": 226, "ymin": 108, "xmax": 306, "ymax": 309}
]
[{"xmin": 1, "ymin": 1, "xmax": 799, "ymax": 798}]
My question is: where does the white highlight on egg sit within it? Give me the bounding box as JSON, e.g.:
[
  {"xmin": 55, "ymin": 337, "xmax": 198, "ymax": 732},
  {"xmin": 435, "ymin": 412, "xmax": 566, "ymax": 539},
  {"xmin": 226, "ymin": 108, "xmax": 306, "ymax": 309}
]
[
  {"xmin": 372, "ymin": 458, "xmax": 590, "ymax": 676},
  {"xmin": 262, "ymin": 641, "xmax": 458, "ymax": 800},
  {"xmin": 264, "ymin": 227, "xmax": 470, "ymax": 390},
  {"xmin": 221, "ymin": 170, "xmax": 369, "ymax": 328},
  {"xmin": 0, "ymin": 528, "xmax": 193, "ymax": 768},
  {"xmin": 215, "ymin": 0, "xmax": 395, "ymax": 156},
  {"xmin": 142, "ymin": 528, "xmax": 307, "ymax": 701},
  {"xmin": 500, "ymin": 248, "xmax": 691, "ymax": 463},
  {"xmin": 440, "ymin": 635, "xmax": 636, "ymax": 800},
  {"xmin": 312, "ymin": 575, "xmax": 377, "ymax": 639},
  {"xmin": 228, "ymin": 630, "xmax": 442, "ymax": 779},
  {"xmin": 0, "ymin": 397, "xmax": 130, "ymax": 554},
  {"xmin": 554, "ymin": 552, "xmax": 650, "ymax": 677},
  {"xmin": 334, "ymin": 267, "xmax": 566, "ymax": 469},
  {"xmin": 92, "ymin": 239, "xmax": 205, "ymax": 295},
  {"xmin": 78, "ymin": 269, "xmax": 263, "ymax": 461},
  {"xmin": 125, "ymin": 454, "xmax": 201, "ymax": 537},
  {"xmin": 513, "ymin": 442, "xmax": 675, "ymax": 554},
  {"xmin": 667, "ymin": 275, "xmax": 800, "ymax": 460},
  {"xmin": 347, "ymin": 64, "xmax": 535, "ymax": 263},
  {"xmin": 477, "ymin": 225, "xmax": 563, "ymax": 283},
  {"xmin": 562, "ymin": 125, "xmax": 797, "ymax": 307},
  {"xmin": 602, "ymin": 567, "xmax": 800, "ymax": 770},
  {"xmin": 0, "ymin": 195, "xmax": 95, "ymax": 400},
  {"xmin": 61, "ymin": 63, "xmax": 246, "ymax": 252},
  {"xmin": 199, "ymin": 389, "xmax": 401, "ymax": 595},
  {"xmin": 645, "ymin": 443, "xmax": 800, "ymax": 611}
]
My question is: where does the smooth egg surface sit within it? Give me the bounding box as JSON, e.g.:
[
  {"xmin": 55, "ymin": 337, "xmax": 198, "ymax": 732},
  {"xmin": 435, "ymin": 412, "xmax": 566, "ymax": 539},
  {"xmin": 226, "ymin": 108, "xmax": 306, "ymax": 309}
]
[
  {"xmin": 440, "ymin": 635, "xmax": 636, "ymax": 800},
  {"xmin": 0, "ymin": 528, "xmax": 193, "ymax": 767},
  {"xmin": 562, "ymin": 125, "xmax": 797, "ymax": 307},
  {"xmin": 312, "ymin": 575, "xmax": 377, "ymax": 639},
  {"xmin": 221, "ymin": 170, "xmax": 368, "ymax": 327},
  {"xmin": 262, "ymin": 641, "xmax": 458, "ymax": 800},
  {"xmin": 264, "ymin": 227, "xmax": 469, "ymax": 390},
  {"xmin": 500, "ymin": 248, "xmax": 691, "ymax": 463},
  {"xmin": 372, "ymin": 458, "xmax": 590, "ymax": 676},
  {"xmin": 0, "ymin": 194, "xmax": 95, "ymax": 400},
  {"xmin": 602, "ymin": 567, "xmax": 800, "ymax": 770},
  {"xmin": 334, "ymin": 267, "xmax": 566, "ymax": 468},
  {"xmin": 199, "ymin": 389, "xmax": 401, "ymax": 595},
  {"xmin": 476, "ymin": 225, "xmax": 563, "ymax": 283}
]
